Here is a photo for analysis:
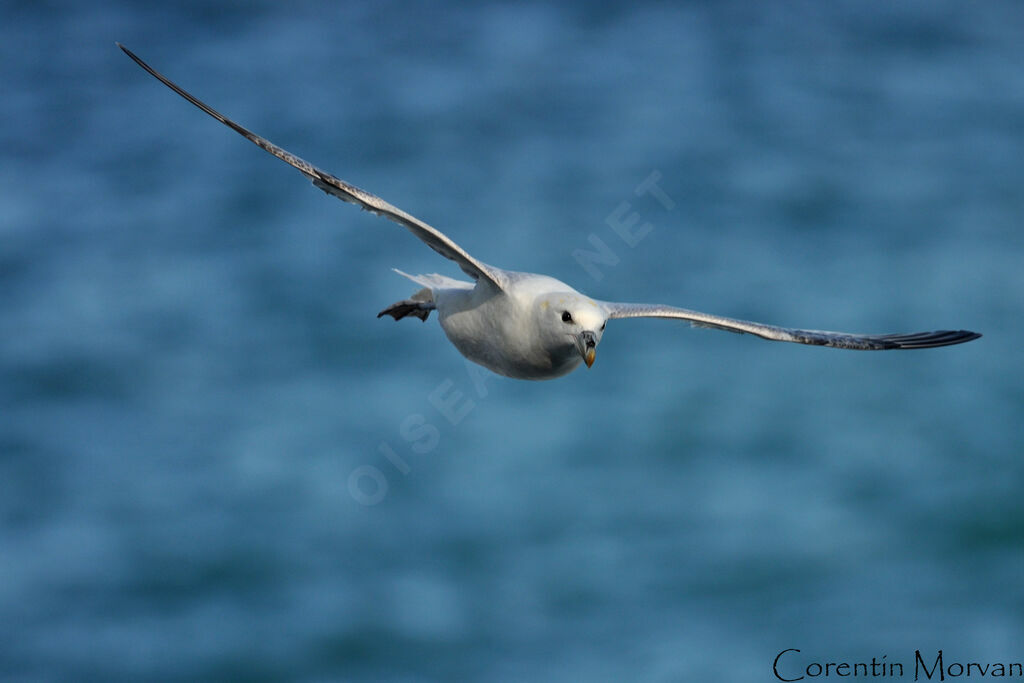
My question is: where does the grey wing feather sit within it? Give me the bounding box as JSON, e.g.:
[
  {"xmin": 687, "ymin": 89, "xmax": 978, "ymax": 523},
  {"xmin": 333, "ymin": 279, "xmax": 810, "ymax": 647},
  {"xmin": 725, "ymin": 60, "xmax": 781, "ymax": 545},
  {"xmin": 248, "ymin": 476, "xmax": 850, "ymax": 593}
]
[
  {"xmin": 602, "ymin": 302, "xmax": 981, "ymax": 350},
  {"xmin": 118, "ymin": 44, "xmax": 505, "ymax": 290}
]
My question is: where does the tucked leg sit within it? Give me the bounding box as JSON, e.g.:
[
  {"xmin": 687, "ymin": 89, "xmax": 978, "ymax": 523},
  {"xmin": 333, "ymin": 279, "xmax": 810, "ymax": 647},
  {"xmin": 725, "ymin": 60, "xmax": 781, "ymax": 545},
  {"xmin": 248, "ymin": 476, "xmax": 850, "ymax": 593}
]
[{"xmin": 377, "ymin": 299, "xmax": 435, "ymax": 322}]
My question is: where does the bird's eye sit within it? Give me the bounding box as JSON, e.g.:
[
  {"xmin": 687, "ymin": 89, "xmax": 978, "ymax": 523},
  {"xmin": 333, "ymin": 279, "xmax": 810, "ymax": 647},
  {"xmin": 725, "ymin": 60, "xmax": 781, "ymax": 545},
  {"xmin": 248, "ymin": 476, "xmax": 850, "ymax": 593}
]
[{"xmin": 561, "ymin": 311, "xmax": 573, "ymax": 323}]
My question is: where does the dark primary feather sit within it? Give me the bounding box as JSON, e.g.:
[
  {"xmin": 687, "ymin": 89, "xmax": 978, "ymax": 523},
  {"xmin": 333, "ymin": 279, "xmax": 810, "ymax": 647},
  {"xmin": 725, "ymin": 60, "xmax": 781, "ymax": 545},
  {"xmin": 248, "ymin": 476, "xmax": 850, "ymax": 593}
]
[
  {"xmin": 603, "ymin": 302, "xmax": 981, "ymax": 350},
  {"xmin": 117, "ymin": 44, "xmax": 504, "ymax": 290}
]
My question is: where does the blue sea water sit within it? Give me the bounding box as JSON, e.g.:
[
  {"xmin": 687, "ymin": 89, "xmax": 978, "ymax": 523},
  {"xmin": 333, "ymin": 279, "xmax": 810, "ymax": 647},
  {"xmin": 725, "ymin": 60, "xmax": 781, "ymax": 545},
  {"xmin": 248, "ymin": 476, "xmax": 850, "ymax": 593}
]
[{"xmin": 1, "ymin": 2, "xmax": 1022, "ymax": 681}]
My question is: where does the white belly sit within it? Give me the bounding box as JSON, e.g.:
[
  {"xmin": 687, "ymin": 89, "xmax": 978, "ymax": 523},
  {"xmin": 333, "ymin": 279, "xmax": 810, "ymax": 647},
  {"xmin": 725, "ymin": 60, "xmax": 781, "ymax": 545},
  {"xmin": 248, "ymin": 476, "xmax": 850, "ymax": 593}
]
[{"xmin": 434, "ymin": 285, "xmax": 581, "ymax": 380}]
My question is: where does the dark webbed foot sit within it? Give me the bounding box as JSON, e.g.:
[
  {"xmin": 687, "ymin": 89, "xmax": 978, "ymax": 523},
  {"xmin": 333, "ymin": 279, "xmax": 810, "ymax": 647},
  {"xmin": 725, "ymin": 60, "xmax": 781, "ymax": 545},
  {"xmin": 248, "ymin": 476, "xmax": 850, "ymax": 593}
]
[{"xmin": 377, "ymin": 299, "xmax": 435, "ymax": 322}]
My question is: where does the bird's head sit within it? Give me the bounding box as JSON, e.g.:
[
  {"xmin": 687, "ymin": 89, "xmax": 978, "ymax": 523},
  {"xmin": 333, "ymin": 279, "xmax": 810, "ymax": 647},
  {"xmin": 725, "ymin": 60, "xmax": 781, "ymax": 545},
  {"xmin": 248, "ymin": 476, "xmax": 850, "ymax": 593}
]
[{"xmin": 539, "ymin": 294, "xmax": 607, "ymax": 369}]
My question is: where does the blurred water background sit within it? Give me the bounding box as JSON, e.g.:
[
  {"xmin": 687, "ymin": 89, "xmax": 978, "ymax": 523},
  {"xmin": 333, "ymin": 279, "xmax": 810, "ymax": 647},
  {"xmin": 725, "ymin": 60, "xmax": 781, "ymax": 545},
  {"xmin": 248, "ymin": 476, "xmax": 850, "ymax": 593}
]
[{"xmin": 2, "ymin": 1, "xmax": 1022, "ymax": 681}]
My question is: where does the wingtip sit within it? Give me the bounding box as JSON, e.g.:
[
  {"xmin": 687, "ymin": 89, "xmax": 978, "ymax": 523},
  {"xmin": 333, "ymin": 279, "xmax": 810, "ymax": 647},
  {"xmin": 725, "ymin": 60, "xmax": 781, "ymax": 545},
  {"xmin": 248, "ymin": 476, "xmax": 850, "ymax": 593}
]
[
  {"xmin": 116, "ymin": 43, "xmax": 145, "ymax": 65},
  {"xmin": 116, "ymin": 42, "xmax": 136, "ymax": 60},
  {"xmin": 890, "ymin": 329, "xmax": 982, "ymax": 349},
  {"xmin": 940, "ymin": 329, "xmax": 982, "ymax": 346}
]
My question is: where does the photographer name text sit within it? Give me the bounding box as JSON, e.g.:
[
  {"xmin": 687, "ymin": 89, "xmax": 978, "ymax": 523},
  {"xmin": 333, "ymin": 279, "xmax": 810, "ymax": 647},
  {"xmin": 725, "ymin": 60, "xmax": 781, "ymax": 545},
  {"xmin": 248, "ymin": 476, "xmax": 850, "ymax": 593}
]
[{"xmin": 774, "ymin": 649, "xmax": 1023, "ymax": 681}]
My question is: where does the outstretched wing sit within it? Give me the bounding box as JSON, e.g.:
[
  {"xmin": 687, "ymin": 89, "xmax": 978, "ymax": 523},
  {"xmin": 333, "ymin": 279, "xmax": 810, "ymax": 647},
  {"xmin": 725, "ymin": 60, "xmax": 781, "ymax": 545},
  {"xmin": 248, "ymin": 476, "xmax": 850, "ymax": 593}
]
[
  {"xmin": 118, "ymin": 44, "xmax": 505, "ymax": 290},
  {"xmin": 602, "ymin": 302, "xmax": 981, "ymax": 350}
]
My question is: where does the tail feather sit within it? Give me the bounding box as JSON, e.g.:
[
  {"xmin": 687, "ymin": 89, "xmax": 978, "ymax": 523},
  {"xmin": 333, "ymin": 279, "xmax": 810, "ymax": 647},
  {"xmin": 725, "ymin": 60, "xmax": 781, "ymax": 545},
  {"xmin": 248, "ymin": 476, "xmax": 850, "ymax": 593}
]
[{"xmin": 392, "ymin": 268, "xmax": 473, "ymax": 291}]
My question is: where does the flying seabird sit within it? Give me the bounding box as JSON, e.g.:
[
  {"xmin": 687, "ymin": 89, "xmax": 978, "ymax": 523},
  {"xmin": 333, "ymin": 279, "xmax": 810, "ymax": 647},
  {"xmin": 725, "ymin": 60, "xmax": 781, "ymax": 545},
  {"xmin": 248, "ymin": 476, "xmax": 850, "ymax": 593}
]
[{"xmin": 118, "ymin": 44, "xmax": 981, "ymax": 381}]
